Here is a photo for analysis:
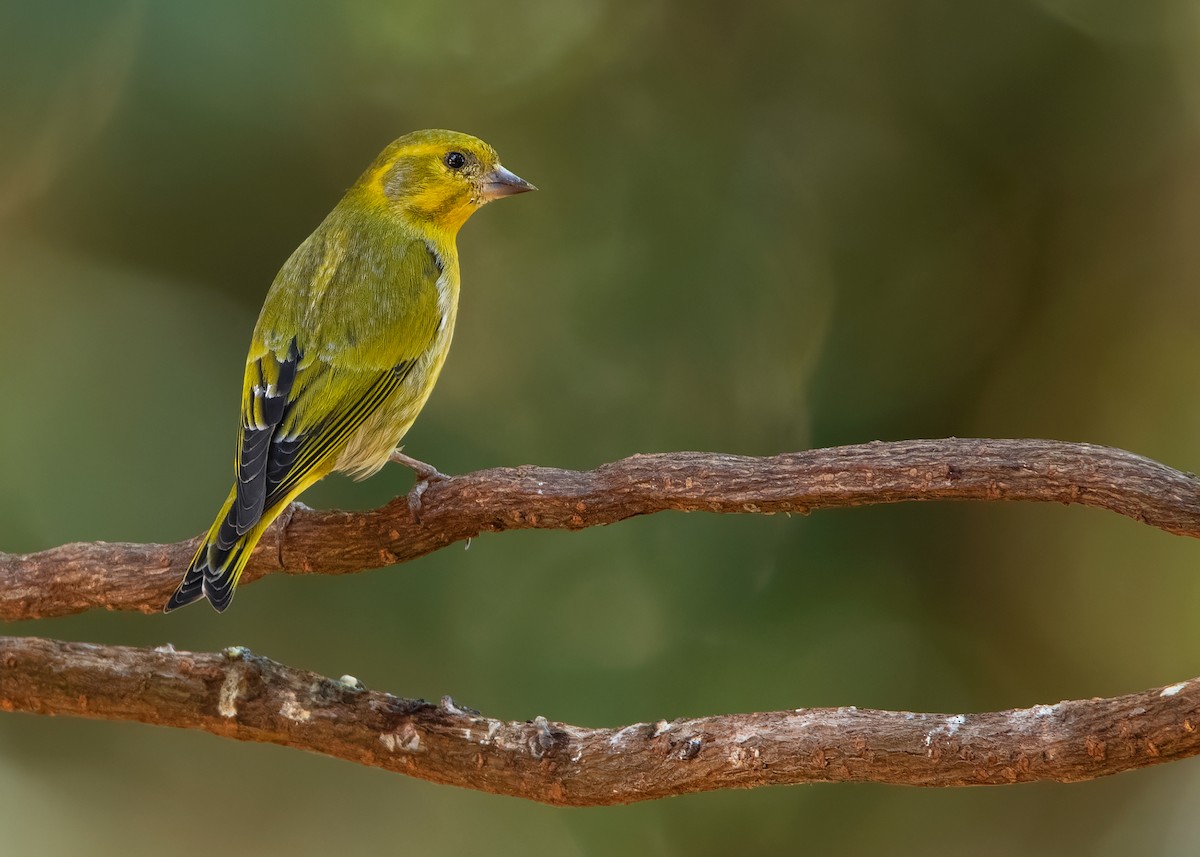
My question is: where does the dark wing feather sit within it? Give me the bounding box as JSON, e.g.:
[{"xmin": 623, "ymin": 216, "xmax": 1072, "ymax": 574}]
[
  {"xmin": 196, "ymin": 360, "xmax": 414, "ymax": 609},
  {"xmin": 206, "ymin": 338, "xmax": 300, "ymax": 569},
  {"xmin": 210, "ymin": 351, "xmax": 419, "ymax": 573},
  {"xmin": 259, "ymin": 358, "xmax": 418, "ymax": 509}
]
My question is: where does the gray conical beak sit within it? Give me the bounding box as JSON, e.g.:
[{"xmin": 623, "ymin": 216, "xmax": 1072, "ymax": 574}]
[{"xmin": 481, "ymin": 165, "xmax": 537, "ymax": 201}]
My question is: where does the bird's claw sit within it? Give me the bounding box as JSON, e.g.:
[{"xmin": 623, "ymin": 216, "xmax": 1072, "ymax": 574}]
[{"xmin": 389, "ymin": 450, "xmax": 449, "ymax": 523}]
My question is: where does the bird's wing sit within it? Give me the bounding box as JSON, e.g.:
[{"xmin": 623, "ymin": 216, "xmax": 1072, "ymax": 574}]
[{"xmin": 210, "ymin": 233, "xmax": 445, "ymax": 562}]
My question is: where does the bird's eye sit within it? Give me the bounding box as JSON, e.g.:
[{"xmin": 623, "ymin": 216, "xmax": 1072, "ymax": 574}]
[{"xmin": 445, "ymin": 151, "xmax": 466, "ymax": 170}]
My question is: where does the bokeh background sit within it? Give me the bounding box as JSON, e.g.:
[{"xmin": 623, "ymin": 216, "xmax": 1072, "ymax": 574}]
[{"xmin": 5, "ymin": 0, "xmax": 1200, "ymax": 853}]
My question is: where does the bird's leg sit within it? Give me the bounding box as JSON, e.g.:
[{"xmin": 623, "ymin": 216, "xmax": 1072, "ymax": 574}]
[
  {"xmin": 388, "ymin": 449, "xmax": 447, "ymax": 481},
  {"xmin": 389, "ymin": 449, "xmax": 449, "ymax": 522}
]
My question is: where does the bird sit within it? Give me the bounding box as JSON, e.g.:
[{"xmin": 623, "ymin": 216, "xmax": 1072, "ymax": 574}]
[{"xmin": 164, "ymin": 129, "xmax": 535, "ymax": 613}]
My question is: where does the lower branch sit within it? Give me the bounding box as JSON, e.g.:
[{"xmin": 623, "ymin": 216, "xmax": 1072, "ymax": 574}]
[
  {"xmin": 2, "ymin": 636, "xmax": 1198, "ymax": 805},
  {"xmin": 3, "ymin": 438, "xmax": 1199, "ymax": 621}
]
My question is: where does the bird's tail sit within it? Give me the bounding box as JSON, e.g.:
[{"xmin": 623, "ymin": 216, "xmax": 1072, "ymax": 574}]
[{"xmin": 165, "ymin": 488, "xmax": 274, "ymax": 613}]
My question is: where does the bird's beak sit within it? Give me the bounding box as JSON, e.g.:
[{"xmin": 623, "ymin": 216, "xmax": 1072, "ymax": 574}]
[{"xmin": 480, "ymin": 165, "xmax": 537, "ymax": 201}]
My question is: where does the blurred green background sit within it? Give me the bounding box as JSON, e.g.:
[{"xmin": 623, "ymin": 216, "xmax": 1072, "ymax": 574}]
[{"xmin": 5, "ymin": 0, "xmax": 1200, "ymax": 853}]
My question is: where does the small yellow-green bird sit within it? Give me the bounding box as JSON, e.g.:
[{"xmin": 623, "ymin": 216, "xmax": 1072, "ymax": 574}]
[{"xmin": 165, "ymin": 129, "xmax": 535, "ymax": 613}]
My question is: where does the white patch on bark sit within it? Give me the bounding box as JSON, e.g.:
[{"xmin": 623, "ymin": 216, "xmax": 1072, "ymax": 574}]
[
  {"xmin": 608, "ymin": 723, "xmax": 641, "ymax": 747},
  {"xmin": 218, "ymin": 667, "xmax": 245, "ymax": 718},
  {"xmin": 279, "ymin": 691, "xmax": 311, "ymax": 722},
  {"xmin": 379, "ymin": 723, "xmax": 422, "ymax": 753}
]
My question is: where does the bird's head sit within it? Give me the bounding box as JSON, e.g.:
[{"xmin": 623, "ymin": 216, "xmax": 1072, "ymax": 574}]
[{"xmin": 359, "ymin": 129, "xmax": 535, "ymax": 234}]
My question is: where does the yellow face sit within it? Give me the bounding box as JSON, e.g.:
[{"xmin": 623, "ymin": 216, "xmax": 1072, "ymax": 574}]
[{"xmin": 363, "ymin": 129, "xmax": 535, "ymax": 233}]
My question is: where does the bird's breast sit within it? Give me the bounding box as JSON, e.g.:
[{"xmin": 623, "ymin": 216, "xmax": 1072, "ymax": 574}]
[{"xmin": 333, "ymin": 259, "xmax": 460, "ymax": 479}]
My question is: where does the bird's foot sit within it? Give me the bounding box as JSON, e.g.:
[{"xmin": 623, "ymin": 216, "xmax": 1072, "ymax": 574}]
[{"xmin": 389, "ymin": 450, "xmax": 449, "ymax": 522}]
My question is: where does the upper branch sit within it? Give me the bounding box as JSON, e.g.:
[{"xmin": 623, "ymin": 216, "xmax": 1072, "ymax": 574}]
[
  {"xmin": 3, "ymin": 438, "xmax": 1199, "ymax": 621},
  {"xmin": 3, "ymin": 636, "xmax": 1198, "ymax": 806}
]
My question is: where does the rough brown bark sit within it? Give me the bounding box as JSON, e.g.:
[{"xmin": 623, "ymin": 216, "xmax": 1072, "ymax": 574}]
[
  {"xmin": 2, "ymin": 439, "xmax": 1198, "ymax": 621},
  {"xmin": 5, "ymin": 439, "xmax": 1200, "ymax": 802},
  {"xmin": 3, "ymin": 636, "xmax": 1198, "ymax": 805}
]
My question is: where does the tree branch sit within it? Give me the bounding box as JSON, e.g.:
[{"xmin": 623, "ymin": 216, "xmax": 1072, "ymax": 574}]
[
  {"xmin": 2, "ymin": 635, "xmax": 1198, "ymax": 805},
  {"xmin": 6, "ymin": 439, "xmax": 1200, "ymax": 800},
  {"xmin": 3, "ymin": 438, "xmax": 1199, "ymax": 621}
]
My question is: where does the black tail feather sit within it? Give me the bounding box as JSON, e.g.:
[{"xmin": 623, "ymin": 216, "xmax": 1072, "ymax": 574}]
[
  {"xmin": 163, "ymin": 531, "xmax": 247, "ymax": 614},
  {"xmin": 164, "ymin": 560, "xmax": 206, "ymax": 613},
  {"xmin": 200, "ymin": 535, "xmax": 253, "ymax": 613}
]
